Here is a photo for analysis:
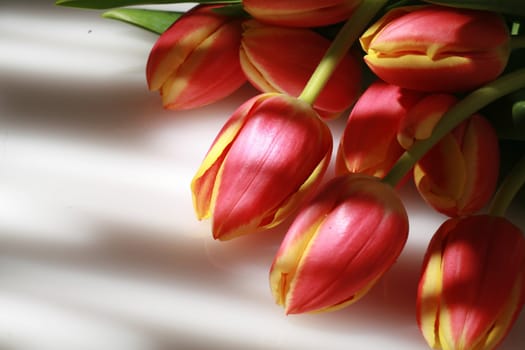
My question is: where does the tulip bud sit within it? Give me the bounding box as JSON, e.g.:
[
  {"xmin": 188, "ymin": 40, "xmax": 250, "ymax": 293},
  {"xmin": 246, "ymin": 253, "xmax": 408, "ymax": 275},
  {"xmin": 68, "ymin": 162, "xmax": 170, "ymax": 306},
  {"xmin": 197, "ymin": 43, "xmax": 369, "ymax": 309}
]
[
  {"xmin": 191, "ymin": 93, "xmax": 332, "ymax": 240},
  {"xmin": 335, "ymin": 81, "xmax": 424, "ymax": 177},
  {"xmin": 360, "ymin": 5, "xmax": 510, "ymax": 92},
  {"xmin": 242, "ymin": 0, "xmax": 361, "ymax": 28},
  {"xmin": 240, "ymin": 20, "xmax": 362, "ymax": 119},
  {"xmin": 146, "ymin": 5, "xmax": 246, "ymax": 110},
  {"xmin": 270, "ymin": 174, "xmax": 408, "ymax": 314},
  {"xmin": 417, "ymin": 215, "xmax": 525, "ymax": 350},
  {"xmin": 414, "ymin": 114, "xmax": 500, "ymax": 217}
]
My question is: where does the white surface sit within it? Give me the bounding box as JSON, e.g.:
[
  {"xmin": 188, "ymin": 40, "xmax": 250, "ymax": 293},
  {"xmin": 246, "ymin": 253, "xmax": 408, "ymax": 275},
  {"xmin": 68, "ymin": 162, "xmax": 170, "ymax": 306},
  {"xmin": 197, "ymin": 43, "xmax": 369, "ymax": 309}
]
[{"xmin": 1, "ymin": 2, "xmax": 524, "ymax": 350}]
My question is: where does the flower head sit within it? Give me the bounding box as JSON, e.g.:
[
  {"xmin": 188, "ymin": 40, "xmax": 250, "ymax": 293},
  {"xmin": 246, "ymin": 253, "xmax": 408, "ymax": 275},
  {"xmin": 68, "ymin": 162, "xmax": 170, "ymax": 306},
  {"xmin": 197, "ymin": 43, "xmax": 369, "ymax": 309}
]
[
  {"xmin": 240, "ymin": 20, "xmax": 362, "ymax": 119},
  {"xmin": 417, "ymin": 215, "xmax": 525, "ymax": 350},
  {"xmin": 270, "ymin": 174, "xmax": 408, "ymax": 314},
  {"xmin": 146, "ymin": 5, "xmax": 246, "ymax": 110},
  {"xmin": 414, "ymin": 114, "xmax": 500, "ymax": 217},
  {"xmin": 191, "ymin": 93, "xmax": 332, "ymax": 240},
  {"xmin": 336, "ymin": 81, "xmax": 424, "ymax": 177},
  {"xmin": 360, "ymin": 5, "xmax": 510, "ymax": 92}
]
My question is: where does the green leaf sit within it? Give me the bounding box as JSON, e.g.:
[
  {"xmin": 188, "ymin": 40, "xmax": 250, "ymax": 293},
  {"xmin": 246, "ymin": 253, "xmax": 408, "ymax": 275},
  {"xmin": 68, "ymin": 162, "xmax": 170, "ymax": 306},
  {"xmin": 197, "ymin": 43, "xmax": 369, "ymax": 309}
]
[
  {"xmin": 102, "ymin": 8, "xmax": 182, "ymax": 34},
  {"xmin": 422, "ymin": 0, "xmax": 525, "ymax": 17},
  {"xmin": 55, "ymin": 0, "xmax": 241, "ymax": 10}
]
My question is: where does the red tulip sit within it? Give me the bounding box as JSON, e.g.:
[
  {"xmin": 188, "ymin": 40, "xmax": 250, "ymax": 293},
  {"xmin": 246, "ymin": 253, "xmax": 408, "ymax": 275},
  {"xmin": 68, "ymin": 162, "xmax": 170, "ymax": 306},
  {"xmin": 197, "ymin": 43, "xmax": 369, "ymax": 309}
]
[
  {"xmin": 191, "ymin": 93, "xmax": 332, "ymax": 240},
  {"xmin": 240, "ymin": 20, "xmax": 362, "ymax": 119},
  {"xmin": 360, "ymin": 5, "xmax": 510, "ymax": 92},
  {"xmin": 414, "ymin": 113, "xmax": 500, "ymax": 217},
  {"xmin": 270, "ymin": 174, "xmax": 408, "ymax": 314},
  {"xmin": 336, "ymin": 81, "xmax": 424, "ymax": 177},
  {"xmin": 417, "ymin": 215, "xmax": 525, "ymax": 350},
  {"xmin": 146, "ymin": 5, "xmax": 246, "ymax": 110},
  {"xmin": 242, "ymin": 0, "xmax": 361, "ymax": 28}
]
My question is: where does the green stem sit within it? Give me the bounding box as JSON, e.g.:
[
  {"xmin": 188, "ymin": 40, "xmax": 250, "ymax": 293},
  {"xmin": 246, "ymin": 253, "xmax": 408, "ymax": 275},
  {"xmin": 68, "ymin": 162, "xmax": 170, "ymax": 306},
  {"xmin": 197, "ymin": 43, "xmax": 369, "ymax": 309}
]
[
  {"xmin": 382, "ymin": 68, "xmax": 525, "ymax": 187},
  {"xmin": 298, "ymin": 0, "xmax": 388, "ymax": 105},
  {"xmin": 489, "ymin": 156, "xmax": 525, "ymax": 217},
  {"xmin": 510, "ymin": 35, "xmax": 525, "ymax": 50}
]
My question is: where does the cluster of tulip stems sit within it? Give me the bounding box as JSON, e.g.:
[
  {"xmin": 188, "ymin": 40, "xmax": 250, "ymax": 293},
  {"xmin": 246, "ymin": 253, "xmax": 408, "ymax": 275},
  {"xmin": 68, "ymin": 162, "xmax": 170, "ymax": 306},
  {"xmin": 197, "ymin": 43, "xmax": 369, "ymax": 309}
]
[{"xmin": 58, "ymin": 0, "xmax": 525, "ymax": 349}]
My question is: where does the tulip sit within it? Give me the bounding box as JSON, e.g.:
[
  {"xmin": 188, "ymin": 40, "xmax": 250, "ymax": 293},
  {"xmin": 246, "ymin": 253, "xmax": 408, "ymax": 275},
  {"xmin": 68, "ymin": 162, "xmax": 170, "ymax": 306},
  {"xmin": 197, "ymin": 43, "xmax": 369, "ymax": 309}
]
[
  {"xmin": 240, "ymin": 20, "xmax": 362, "ymax": 119},
  {"xmin": 360, "ymin": 5, "xmax": 510, "ymax": 92},
  {"xmin": 414, "ymin": 113, "xmax": 500, "ymax": 217},
  {"xmin": 146, "ymin": 5, "xmax": 246, "ymax": 110},
  {"xmin": 335, "ymin": 81, "xmax": 424, "ymax": 177},
  {"xmin": 417, "ymin": 215, "xmax": 525, "ymax": 350},
  {"xmin": 270, "ymin": 174, "xmax": 408, "ymax": 314},
  {"xmin": 191, "ymin": 93, "xmax": 332, "ymax": 240},
  {"xmin": 242, "ymin": 0, "xmax": 361, "ymax": 28},
  {"xmin": 397, "ymin": 93, "xmax": 459, "ymax": 150}
]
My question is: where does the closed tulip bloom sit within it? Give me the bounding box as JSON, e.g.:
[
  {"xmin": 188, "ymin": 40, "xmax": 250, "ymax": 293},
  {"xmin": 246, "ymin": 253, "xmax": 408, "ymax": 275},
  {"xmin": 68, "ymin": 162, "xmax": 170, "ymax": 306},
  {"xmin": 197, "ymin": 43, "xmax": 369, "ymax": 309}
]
[
  {"xmin": 414, "ymin": 114, "xmax": 500, "ymax": 217},
  {"xmin": 270, "ymin": 174, "xmax": 409, "ymax": 314},
  {"xmin": 242, "ymin": 0, "xmax": 361, "ymax": 28},
  {"xmin": 191, "ymin": 93, "xmax": 332, "ymax": 240},
  {"xmin": 240, "ymin": 20, "xmax": 362, "ymax": 119},
  {"xmin": 336, "ymin": 81, "xmax": 424, "ymax": 177},
  {"xmin": 146, "ymin": 5, "xmax": 246, "ymax": 110},
  {"xmin": 360, "ymin": 5, "xmax": 510, "ymax": 92},
  {"xmin": 417, "ymin": 215, "xmax": 525, "ymax": 350}
]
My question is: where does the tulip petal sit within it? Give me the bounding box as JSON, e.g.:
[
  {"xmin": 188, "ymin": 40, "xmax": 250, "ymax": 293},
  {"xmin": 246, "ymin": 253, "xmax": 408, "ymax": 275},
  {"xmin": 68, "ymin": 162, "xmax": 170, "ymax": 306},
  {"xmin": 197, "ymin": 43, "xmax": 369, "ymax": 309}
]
[
  {"xmin": 336, "ymin": 81, "xmax": 423, "ymax": 177},
  {"xmin": 417, "ymin": 219, "xmax": 453, "ymax": 349},
  {"xmin": 452, "ymin": 116, "xmax": 499, "ymax": 215},
  {"xmin": 414, "ymin": 133, "xmax": 467, "ymax": 215},
  {"xmin": 272, "ymin": 150, "xmax": 332, "ymax": 226},
  {"xmin": 270, "ymin": 216, "xmax": 326, "ymax": 307},
  {"xmin": 191, "ymin": 94, "xmax": 261, "ymax": 219},
  {"xmin": 483, "ymin": 274, "xmax": 524, "ymax": 349},
  {"xmin": 397, "ymin": 94, "xmax": 457, "ymax": 150},
  {"xmin": 242, "ymin": 0, "xmax": 360, "ymax": 27},
  {"xmin": 414, "ymin": 115, "xmax": 499, "ymax": 217},
  {"xmin": 270, "ymin": 177, "xmax": 346, "ymax": 309}
]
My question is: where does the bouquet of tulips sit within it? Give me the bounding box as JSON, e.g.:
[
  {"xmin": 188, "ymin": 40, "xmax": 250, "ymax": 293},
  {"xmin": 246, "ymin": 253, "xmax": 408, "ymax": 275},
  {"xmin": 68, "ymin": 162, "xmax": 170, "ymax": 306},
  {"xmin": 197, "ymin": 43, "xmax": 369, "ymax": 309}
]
[{"xmin": 57, "ymin": 0, "xmax": 525, "ymax": 349}]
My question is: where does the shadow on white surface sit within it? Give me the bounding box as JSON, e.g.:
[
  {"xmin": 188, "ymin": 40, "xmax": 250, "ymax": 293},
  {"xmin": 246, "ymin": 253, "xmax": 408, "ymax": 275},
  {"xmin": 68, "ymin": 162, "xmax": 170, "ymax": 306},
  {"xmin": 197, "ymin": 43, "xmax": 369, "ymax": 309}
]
[{"xmin": 1, "ymin": 1, "xmax": 524, "ymax": 350}]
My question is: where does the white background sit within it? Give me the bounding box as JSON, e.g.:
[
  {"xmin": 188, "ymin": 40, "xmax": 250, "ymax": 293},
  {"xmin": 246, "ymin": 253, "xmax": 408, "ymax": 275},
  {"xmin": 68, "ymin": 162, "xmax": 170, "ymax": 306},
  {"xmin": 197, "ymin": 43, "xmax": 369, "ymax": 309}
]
[{"xmin": 1, "ymin": 1, "xmax": 524, "ymax": 349}]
